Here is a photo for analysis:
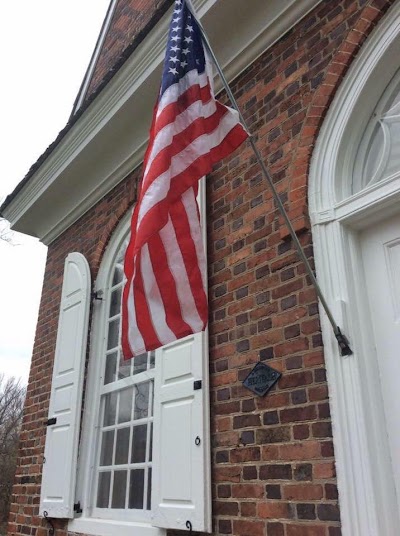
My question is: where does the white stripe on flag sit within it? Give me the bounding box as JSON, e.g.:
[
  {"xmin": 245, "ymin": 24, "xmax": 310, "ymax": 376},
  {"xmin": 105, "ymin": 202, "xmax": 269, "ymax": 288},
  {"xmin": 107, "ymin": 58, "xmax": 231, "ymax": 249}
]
[
  {"xmin": 126, "ymin": 269, "xmax": 146, "ymax": 356},
  {"xmin": 181, "ymin": 188, "xmax": 207, "ymax": 288}
]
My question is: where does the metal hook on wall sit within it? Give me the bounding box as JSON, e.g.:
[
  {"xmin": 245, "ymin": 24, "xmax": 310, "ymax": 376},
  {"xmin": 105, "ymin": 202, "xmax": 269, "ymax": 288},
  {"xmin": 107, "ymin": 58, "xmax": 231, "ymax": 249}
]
[
  {"xmin": 186, "ymin": 520, "xmax": 193, "ymax": 535},
  {"xmin": 43, "ymin": 511, "xmax": 55, "ymax": 535}
]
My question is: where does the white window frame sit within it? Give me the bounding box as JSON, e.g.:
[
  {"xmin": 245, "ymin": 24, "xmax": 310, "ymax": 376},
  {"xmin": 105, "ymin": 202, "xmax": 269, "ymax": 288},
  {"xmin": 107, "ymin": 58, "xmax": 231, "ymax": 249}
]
[{"xmin": 309, "ymin": 4, "xmax": 400, "ymax": 535}]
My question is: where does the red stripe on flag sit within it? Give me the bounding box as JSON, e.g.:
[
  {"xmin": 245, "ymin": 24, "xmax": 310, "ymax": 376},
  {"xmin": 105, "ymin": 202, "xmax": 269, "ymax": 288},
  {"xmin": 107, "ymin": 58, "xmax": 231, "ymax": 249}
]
[{"xmin": 156, "ymin": 83, "xmax": 213, "ymax": 133}]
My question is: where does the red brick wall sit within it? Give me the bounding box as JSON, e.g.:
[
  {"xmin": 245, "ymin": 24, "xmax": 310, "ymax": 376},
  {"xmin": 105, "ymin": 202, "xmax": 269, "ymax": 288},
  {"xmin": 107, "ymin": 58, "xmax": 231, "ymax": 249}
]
[
  {"xmin": 85, "ymin": 0, "xmax": 173, "ymax": 101},
  {"xmin": 7, "ymin": 1, "xmax": 394, "ymax": 535}
]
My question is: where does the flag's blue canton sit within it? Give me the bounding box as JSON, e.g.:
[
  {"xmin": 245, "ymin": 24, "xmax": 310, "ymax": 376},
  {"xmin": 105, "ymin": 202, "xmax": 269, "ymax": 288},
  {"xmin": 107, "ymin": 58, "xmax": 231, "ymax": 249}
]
[{"xmin": 160, "ymin": 0, "xmax": 206, "ymax": 96}]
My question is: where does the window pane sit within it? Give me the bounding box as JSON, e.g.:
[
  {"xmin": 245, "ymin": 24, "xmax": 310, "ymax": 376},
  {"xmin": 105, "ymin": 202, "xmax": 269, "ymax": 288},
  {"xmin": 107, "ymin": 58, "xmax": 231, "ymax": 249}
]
[
  {"xmin": 118, "ymin": 388, "xmax": 133, "ymax": 424},
  {"xmin": 118, "ymin": 352, "xmax": 131, "ymax": 380},
  {"xmin": 149, "ymin": 350, "xmax": 155, "ymax": 369},
  {"xmin": 147, "ymin": 467, "xmax": 152, "ymax": 510},
  {"xmin": 107, "ymin": 319, "xmax": 120, "ymax": 350},
  {"xmin": 115, "ymin": 428, "xmax": 130, "ymax": 465},
  {"xmin": 103, "ymin": 392, "xmax": 117, "ymax": 426},
  {"xmin": 131, "ymin": 424, "xmax": 147, "ymax": 463},
  {"xmin": 129, "ymin": 469, "xmax": 144, "ymax": 509},
  {"xmin": 100, "ymin": 430, "xmax": 114, "ymax": 466},
  {"xmin": 134, "ymin": 382, "xmax": 149, "ymax": 420},
  {"xmin": 109, "ymin": 287, "xmax": 122, "ymax": 318},
  {"xmin": 133, "ymin": 353, "xmax": 148, "ymax": 375},
  {"xmin": 112, "ymin": 263, "xmax": 124, "ymax": 286},
  {"xmin": 104, "ymin": 352, "xmax": 117, "ymax": 385},
  {"xmin": 149, "ymin": 423, "xmax": 153, "ymax": 462},
  {"xmin": 149, "ymin": 380, "xmax": 154, "ymax": 416},
  {"xmin": 97, "ymin": 472, "xmax": 111, "ymax": 508},
  {"xmin": 112, "ymin": 470, "xmax": 127, "ymax": 508}
]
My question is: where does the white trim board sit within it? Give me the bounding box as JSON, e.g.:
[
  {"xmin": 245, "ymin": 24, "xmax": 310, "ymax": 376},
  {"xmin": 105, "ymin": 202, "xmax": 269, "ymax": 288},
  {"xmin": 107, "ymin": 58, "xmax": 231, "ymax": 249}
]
[
  {"xmin": 3, "ymin": 0, "xmax": 321, "ymax": 245},
  {"xmin": 309, "ymin": 2, "xmax": 400, "ymax": 535}
]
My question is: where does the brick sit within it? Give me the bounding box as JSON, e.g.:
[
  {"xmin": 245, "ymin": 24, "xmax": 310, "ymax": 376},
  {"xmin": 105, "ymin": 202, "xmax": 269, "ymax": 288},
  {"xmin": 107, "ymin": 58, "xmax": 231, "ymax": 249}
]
[
  {"xmin": 230, "ymin": 446, "xmax": 260, "ymax": 463},
  {"xmin": 294, "ymin": 463, "xmax": 313, "ymax": 481},
  {"xmin": 267, "ymin": 522, "xmax": 285, "ymax": 536},
  {"xmin": 241, "ymin": 501, "xmax": 257, "ymax": 517},
  {"xmin": 283, "ymin": 484, "xmax": 324, "ymax": 500},
  {"xmin": 297, "ymin": 503, "xmax": 316, "ymax": 519},
  {"xmin": 256, "ymin": 426, "xmax": 291, "ymax": 444},
  {"xmin": 279, "ymin": 441, "xmax": 321, "ymax": 460},
  {"xmin": 258, "ymin": 501, "xmax": 292, "ymax": 519},
  {"xmin": 280, "ymin": 404, "xmax": 316, "ymax": 423},
  {"xmin": 286, "ymin": 524, "xmax": 326, "ymax": 536},
  {"xmin": 260, "ymin": 464, "xmax": 292, "ymax": 480},
  {"xmin": 233, "ymin": 520, "xmax": 265, "ymax": 536},
  {"xmin": 317, "ymin": 503, "xmax": 341, "ymax": 521},
  {"xmin": 232, "ymin": 483, "xmax": 264, "ymax": 499}
]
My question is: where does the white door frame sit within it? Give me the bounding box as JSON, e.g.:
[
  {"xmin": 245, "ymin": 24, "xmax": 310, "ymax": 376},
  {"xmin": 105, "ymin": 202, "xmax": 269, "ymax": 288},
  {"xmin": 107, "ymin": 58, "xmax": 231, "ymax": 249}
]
[{"xmin": 309, "ymin": 2, "xmax": 400, "ymax": 535}]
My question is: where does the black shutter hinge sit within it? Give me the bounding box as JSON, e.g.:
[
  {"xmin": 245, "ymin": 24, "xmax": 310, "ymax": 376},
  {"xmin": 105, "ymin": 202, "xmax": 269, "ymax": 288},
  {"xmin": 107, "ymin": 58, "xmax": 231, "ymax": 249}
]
[
  {"xmin": 45, "ymin": 417, "xmax": 57, "ymax": 426},
  {"xmin": 193, "ymin": 380, "xmax": 202, "ymax": 390},
  {"xmin": 74, "ymin": 501, "xmax": 83, "ymax": 514},
  {"xmin": 91, "ymin": 290, "xmax": 103, "ymax": 301}
]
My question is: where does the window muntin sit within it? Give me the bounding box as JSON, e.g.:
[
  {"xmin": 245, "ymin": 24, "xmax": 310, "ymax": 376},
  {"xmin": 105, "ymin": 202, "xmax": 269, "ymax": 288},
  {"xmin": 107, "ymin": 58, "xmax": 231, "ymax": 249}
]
[{"xmin": 93, "ymin": 235, "xmax": 155, "ymax": 520}]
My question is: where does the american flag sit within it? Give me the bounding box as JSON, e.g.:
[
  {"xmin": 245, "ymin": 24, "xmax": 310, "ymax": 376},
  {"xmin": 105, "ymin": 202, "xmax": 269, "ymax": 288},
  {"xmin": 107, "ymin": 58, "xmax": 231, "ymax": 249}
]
[{"xmin": 122, "ymin": 0, "xmax": 248, "ymax": 358}]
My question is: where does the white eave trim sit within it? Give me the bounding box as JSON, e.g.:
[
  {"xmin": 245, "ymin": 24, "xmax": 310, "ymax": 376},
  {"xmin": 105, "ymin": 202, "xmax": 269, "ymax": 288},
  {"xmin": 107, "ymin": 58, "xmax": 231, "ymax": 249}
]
[{"xmin": 3, "ymin": 0, "xmax": 321, "ymax": 245}]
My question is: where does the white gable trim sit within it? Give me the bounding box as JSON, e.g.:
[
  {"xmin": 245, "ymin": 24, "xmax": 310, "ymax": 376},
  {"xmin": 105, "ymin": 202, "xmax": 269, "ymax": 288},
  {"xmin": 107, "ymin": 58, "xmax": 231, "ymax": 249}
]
[
  {"xmin": 73, "ymin": 0, "xmax": 119, "ymax": 113},
  {"xmin": 3, "ymin": 0, "xmax": 321, "ymax": 245},
  {"xmin": 309, "ymin": 3, "xmax": 400, "ymax": 535}
]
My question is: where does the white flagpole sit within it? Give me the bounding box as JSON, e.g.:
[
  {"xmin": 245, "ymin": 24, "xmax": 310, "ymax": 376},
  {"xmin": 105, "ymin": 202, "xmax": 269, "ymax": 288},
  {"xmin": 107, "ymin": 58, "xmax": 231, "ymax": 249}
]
[{"xmin": 185, "ymin": 0, "xmax": 352, "ymax": 356}]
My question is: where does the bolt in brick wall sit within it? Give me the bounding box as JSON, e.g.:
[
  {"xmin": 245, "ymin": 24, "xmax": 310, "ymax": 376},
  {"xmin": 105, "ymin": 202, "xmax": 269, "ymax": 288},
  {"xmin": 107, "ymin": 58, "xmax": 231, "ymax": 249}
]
[{"xmin": 6, "ymin": 1, "xmax": 395, "ymax": 535}]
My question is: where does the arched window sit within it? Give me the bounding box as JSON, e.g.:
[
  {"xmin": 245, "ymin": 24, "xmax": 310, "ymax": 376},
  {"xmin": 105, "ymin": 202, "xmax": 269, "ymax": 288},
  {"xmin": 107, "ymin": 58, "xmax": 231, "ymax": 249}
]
[{"xmin": 94, "ymin": 233, "xmax": 155, "ymax": 515}]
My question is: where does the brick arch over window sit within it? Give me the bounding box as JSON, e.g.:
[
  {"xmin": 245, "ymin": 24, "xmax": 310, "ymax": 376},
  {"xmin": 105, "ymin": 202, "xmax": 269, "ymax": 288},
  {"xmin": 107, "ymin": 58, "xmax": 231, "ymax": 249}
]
[
  {"xmin": 90, "ymin": 167, "xmax": 139, "ymax": 275},
  {"xmin": 279, "ymin": 0, "xmax": 394, "ymax": 240}
]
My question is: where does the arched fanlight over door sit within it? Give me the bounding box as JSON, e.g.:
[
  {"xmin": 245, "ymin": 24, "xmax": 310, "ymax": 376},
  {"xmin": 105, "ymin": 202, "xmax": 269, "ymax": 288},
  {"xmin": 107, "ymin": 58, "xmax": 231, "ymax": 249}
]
[{"xmin": 353, "ymin": 69, "xmax": 400, "ymax": 194}]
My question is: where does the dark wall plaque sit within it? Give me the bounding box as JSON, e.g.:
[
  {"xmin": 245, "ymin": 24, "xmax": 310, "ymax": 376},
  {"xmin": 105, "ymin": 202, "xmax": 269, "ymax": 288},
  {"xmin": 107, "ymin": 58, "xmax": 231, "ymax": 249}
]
[{"xmin": 242, "ymin": 362, "xmax": 281, "ymax": 396}]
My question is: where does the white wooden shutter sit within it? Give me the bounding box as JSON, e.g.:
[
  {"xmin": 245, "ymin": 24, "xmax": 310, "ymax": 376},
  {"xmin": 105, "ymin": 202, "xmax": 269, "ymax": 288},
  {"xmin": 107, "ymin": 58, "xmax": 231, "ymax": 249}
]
[
  {"xmin": 151, "ymin": 331, "xmax": 211, "ymax": 533},
  {"xmin": 40, "ymin": 252, "xmax": 91, "ymax": 518}
]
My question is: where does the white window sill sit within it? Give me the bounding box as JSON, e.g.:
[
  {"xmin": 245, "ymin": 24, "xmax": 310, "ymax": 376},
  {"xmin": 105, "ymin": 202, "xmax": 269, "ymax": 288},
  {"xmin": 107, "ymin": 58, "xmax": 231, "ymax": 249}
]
[{"xmin": 68, "ymin": 517, "xmax": 166, "ymax": 536}]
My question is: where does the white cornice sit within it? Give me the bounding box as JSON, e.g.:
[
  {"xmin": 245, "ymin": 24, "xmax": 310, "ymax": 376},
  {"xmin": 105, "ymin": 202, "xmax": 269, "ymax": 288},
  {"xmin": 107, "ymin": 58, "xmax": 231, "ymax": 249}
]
[{"xmin": 4, "ymin": 0, "xmax": 321, "ymax": 245}]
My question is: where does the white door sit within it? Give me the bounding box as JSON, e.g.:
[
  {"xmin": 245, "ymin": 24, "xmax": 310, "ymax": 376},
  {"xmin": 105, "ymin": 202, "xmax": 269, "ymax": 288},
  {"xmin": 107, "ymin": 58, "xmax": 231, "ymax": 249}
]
[{"xmin": 361, "ymin": 213, "xmax": 400, "ymax": 516}]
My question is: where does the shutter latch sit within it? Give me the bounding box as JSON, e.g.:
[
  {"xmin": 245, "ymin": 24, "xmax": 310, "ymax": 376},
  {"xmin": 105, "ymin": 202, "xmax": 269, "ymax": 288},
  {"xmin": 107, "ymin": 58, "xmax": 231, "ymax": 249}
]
[
  {"xmin": 186, "ymin": 520, "xmax": 193, "ymax": 536},
  {"xmin": 74, "ymin": 501, "xmax": 83, "ymax": 514},
  {"xmin": 45, "ymin": 417, "xmax": 57, "ymax": 426},
  {"xmin": 193, "ymin": 380, "xmax": 202, "ymax": 390}
]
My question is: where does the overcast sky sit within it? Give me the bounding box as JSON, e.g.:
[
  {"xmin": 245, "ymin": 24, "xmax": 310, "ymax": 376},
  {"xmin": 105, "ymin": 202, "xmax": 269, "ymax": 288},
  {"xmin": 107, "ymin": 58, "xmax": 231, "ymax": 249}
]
[{"xmin": 0, "ymin": 0, "xmax": 111, "ymax": 384}]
